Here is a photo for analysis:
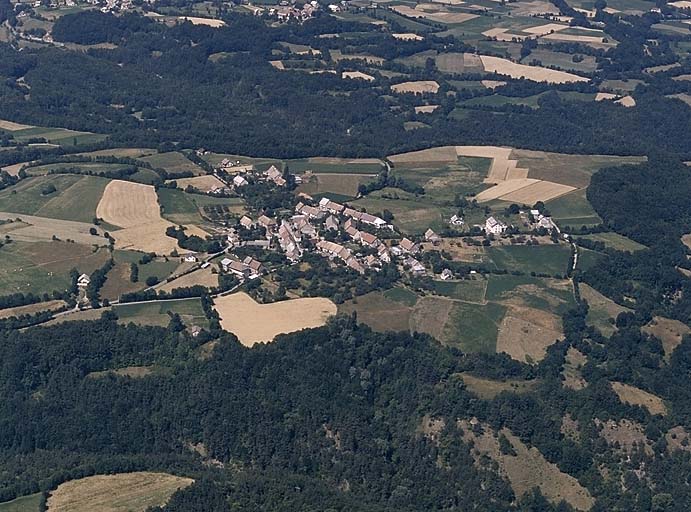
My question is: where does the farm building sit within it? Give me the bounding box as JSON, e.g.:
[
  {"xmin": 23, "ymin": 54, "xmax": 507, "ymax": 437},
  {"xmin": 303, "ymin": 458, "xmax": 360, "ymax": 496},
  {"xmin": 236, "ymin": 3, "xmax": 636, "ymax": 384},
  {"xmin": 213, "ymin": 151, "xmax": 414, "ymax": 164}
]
[
  {"xmin": 450, "ymin": 214, "xmax": 464, "ymax": 226},
  {"xmin": 239, "ymin": 216, "xmax": 253, "ymax": 228},
  {"xmin": 77, "ymin": 274, "xmax": 91, "ymax": 288},
  {"xmin": 233, "ymin": 175, "xmax": 248, "ymax": 187},
  {"xmin": 440, "ymin": 268, "xmax": 453, "ymax": 280},
  {"xmin": 424, "ymin": 228, "xmax": 441, "ymax": 245},
  {"xmin": 485, "ymin": 216, "xmax": 508, "ymax": 235},
  {"xmin": 399, "ymin": 238, "xmax": 420, "ymax": 254}
]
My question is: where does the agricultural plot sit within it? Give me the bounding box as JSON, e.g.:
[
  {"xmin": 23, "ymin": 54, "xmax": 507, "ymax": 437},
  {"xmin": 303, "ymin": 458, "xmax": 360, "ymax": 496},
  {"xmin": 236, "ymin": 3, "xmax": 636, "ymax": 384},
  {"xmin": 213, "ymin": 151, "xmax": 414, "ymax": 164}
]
[
  {"xmin": 642, "ymin": 316, "xmax": 691, "ymax": 359},
  {"xmin": 339, "ymin": 290, "xmax": 414, "ymax": 332},
  {"xmin": 579, "ymin": 232, "xmax": 645, "ymax": 252},
  {"xmin": 0, "ymin": 121, "xmax": 106, "ymax": 146},
  {"xmin": 351, "ymin": 194, "xmax": 454, "ymax": 234},
  {"xmin": 458, "ymin": 420, "xmax": 595, "ymax": 511},
  {"xmin": 546, "ymin": 190, "xmax": 602, "ymax": 227},
  {"xmin": 0, "ymin": 299, "xmax": 65, "ymax": 319},
  {"xmin": 487, "ymin": 244, "xmax": 571, "ymax": 276},
  {"xmin": 0, "ymin": 241, "xmax": 110, "ymax": 295},
  {"xmin": 100, "ymin": 251, "xmax": 179, "ymax": 300},
  {"xmin": 496, "ymin": 305, "xmax": 562, "ymax": 363},
  {"xmin": 46, "ymin": 472, "xmax": 194, "ymax": 512},
  {"xmin": 139, "ymin": 152, "xmax": 204, "ymax": 176},
  {"xmin": 432, "ymin": 279, "xmax": 487, "ymax": 303},
  {"xmin": 0, "ymin": 213, "xmax": 106, "ymax": 245},
  {"xmin": 213, "ymin": 292, "xmax": 337, "ymax": 346},
  {"xmin": 171, "ymin": 175, "xmax": 226, "ymax": 193},
  {"xmin": 158, "ymin": 266, "xmax": 219, "ymax": 293},
  {"xmin": 524, "ymin": 49, "xmax": 597, "ymax": 73},
  {"xmin": 297, "ymin": 173, "xmax": 375, "ymax": 199},
  {"xmin": 23, "ymin": 162, "xmax": 133, "ymax": 177},
  {"xmin": 0, "ymin": 175, "xmax": 109, "ymax": 223},
  {"xmin": 440, "ymin": 300, "xmax": 507, "ymax": 353},
  {"xmin": 115, "ymin": 298, "xmax": 209, "ymax": 328},
  {"xmin": 611, "ymin": 382, "xmax": 667, "ymax": 416},
  {"xmin": 391, "ymin": 81, "xmax": 440, "ymax": 94},
  {"xmin": 97, "ymin": 181, "xmax": 184, "ymax": 254},
  {"xmin": 157, "ymin": 188, "xmax": 205, "ymax": 225},
  {"xmin": 579, "ymin": 283, "xmax": 629, "ymax": 337}
]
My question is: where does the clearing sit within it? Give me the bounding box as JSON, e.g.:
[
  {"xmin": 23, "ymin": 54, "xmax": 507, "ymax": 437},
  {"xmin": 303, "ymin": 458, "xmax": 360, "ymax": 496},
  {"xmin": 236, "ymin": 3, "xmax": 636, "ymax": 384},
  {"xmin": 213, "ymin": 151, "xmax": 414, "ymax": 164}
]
[
  {"xmin": 562, "ymin": 346, "xmax": 587, "ymax": 390},
  {"xmin": 477, "ymin": 54, "xmax": 589, "ymax": 84},
  {"xmin": 46, "ymin": 472, "xmax": 193, "ymax": 512},
  {"xmin": 611, "ymin": 382, "xmax": 667, "ymax": 416},
  {"xmin": 457, "ymin": 372, "xmax": 536, "ymax": 399},
  {"xmin": 213, "ymin": 292, "xmax": 337, "ymax": 346},
  {"xmin": 642, "ymin": 316, "xmax": 691, "ymax": 359},
  {"xmin": 580, "ymin": 283, "xmax": 629, "ymax": 337},
  {"xmin": 496, "ymin": 306, "xmax": 563, "ymax": 363},
  {"xmin": 391, "ymin": 81, "xmax": 440, "ymax": 94},
  {"xmin": 339, "ymin": 290, "xmax": 413, "ymax": 332}
]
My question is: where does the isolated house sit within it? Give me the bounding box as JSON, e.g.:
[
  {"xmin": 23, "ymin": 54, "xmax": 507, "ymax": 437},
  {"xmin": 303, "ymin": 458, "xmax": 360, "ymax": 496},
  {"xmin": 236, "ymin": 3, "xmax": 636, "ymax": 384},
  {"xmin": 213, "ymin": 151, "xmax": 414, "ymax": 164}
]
[
  {"xmin": 485, "ymin": 216, "xmax": 507, "ymax": 235},
  {"xmin": 449, "ymin": 214, "xmax": 464, "ymax": 226},
  {"xmin": 77, "ymin": 273, "xmax": 91, "ymax": 288},
  {"xmin": 440, "ymin": 268, "xmax": 453, "ymax": 281}
]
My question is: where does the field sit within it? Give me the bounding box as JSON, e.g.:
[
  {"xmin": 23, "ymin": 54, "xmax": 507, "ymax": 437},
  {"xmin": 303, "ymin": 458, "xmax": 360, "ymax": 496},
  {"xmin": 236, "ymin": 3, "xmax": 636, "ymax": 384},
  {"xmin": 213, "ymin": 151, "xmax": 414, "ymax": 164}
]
[
  {"xmin": 157, "ymin": 188, "xmax": 204, "ymax": 225},
  {"xmin": 139, "ymin": 152, "xmax": 204, "ymax": 176},
  {"xmin": 432, "ymin": 279, "xmax": 487, "ymax": 302},
  {"xmin": 100, "ymin": 251, "xmax": 179, "ymax": 300},
  {"xmin": 213, "ymin": 292, "xmax": 337, "ymax": 346},
  {"xmin": 0, "ymin": 299, "xmax": 65, "ymax": 319},
  {"xmin": 487, "ymin": 244, "xmax": 571, "ymax": 276},
  {"xmin": 545, "ymin": 190, "xmax": 602, "ymax": 227},
  {"xmin": 478, "ymin": 54, "xmax": 589, "ymax": 84},
  {"xmin": 96, "ymin": 180, "xmax": 178, "ymax": 254},
  {"xmin": 0, "ymin": 175, "xmax": 109, "ymax": 223},
  {"xmin": 157, "ymin": 266, "xmax": 219, "ymax": 293},
  {"xmin": 579, "ymin": 232, "xmax": 645, "ymax": 252},
  {"xmin": 496, "ymin": 305, "xmax": 562, "ymax": 363},
  {"xmin": 457, "ymin": 372, "xmax": 536, "ymax": 399},
  {"xmin": 441, "ymin": 300, "xmax": 507, "ymax": 353},
  {"xmin": 0, "ymin": 121, "xmax": 107, "ymax": 147},
  {"xmin": 297, "ymin": 173, "xmax": 375, "ymax": 199},
  {"xmin": 611, "ymin": 382, "xmax": 667, "ymax": 416},
  {"xmin": 0, "ymin": 241, "xmax": 110, "ymax": 295},
  {"xmin": 286, "ymin": 157, "xmax": 384, "ymax": 174},
  {"xmin": 0, "ymin": 494, "xmax": 41, "ymax": 512},
  {"xmin": 391, "ymin": 81, "xmax": 440, "ymax": 94},
  {"xmin": 172, "ymin": 175, "xmax": 226, "ymax": 193},
  {"xmin": 339, "ymin": 290, "xmax": 413, "ymax": 332},
  {"xmin": 524, "ymin": 49, "xmax": 597, "ymax": 73},
  {"xmin": 642, "ymin": 316, "xmax": 691, "ymax": 359},
  {"xmin": 0, "ymin": 213, "xmax": 106, "ymax": 245},
  {"xmin": 580, "ymin": 283, "xmax": 629, "ymax": 337},
  {"xmin": 351, "ymin": 194, "xmax": 454, "ymax": 234},
  {"xmin": 24, "ymin": 162, "xmax": 133, "ymax": 177},
  {"xmin": 458, "ymin": 420, "xmax": 595, "ymax": 511},
  {"xmin": 115, "ymin": 298, "xmax": 209, "ymax": 328},
  {"xmin": 46, "ymin": 472, "xmax": 194, "ymax": 512},
  {"xmin": 562, "ymin": 347, "xmax": 587, "ymax": 390}
]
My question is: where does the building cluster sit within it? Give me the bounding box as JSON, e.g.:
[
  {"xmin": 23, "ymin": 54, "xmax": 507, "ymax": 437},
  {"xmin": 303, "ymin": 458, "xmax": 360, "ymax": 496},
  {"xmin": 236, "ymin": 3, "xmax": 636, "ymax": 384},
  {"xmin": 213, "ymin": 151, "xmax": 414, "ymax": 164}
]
[{"xmin": 217, "ymin": 163, "xmax": 289, "ymax": 192}]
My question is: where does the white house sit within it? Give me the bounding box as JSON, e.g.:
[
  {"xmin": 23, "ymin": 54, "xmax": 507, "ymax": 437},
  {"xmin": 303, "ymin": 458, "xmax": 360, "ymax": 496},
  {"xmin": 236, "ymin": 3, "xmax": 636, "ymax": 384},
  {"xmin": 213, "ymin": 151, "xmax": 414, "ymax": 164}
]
[
  {"xmin": 77, "ymin": 273, "xmax": 91, "ymax": 288},
  {"xmin": 440, "ymin": 268, "xmax": 453, "ymax": 281},
  {"xmin": 449, "ymin": 214, "xmax": 464, "ymax": 226},
  {"xmin": 233, "ymin": 175, "xmax": 248, "ymax": 187},
  {"xmin": 485, "ymin": 216, "xmax": 507, "ymax": 235}
]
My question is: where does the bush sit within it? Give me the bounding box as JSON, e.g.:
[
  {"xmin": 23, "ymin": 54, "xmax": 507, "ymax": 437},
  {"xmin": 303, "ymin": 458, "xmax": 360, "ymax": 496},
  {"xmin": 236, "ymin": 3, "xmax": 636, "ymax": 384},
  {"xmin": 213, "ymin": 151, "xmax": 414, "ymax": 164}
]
[{"xmin": 145, "ymin": 275, "xmax": 159, "ymax": 287}]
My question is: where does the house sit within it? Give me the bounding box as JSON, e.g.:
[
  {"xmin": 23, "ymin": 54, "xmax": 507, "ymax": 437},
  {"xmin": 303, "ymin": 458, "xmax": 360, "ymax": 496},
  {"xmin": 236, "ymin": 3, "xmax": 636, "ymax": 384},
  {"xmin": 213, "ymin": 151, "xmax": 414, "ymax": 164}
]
[
  {"xmin": 358, "ymin": 231, "xmax": 380, "ymax": 248},
  {"xmin": 378, "ymin": 245, "xmax": 391, "ymax": 263},
  {"xmin": 484, "ymin": 216, "xmax": 507, "ymax": 235},
  {"xmin": 220, "ymin": 257, "xmax": 232, "ymax": 271},
  {"xmin": 399, "ymin": 237, "xmax": 420, "ymax": 254},
  {"xmin": 346, "ymin": 257, "xmax": 365, "ymax": 274},
  {"xmin": 325, "ymin": 215, "xmax": 339, "ymax": 231},
  {"xmin": 183, "ymin": 254, "xmax": 197, "ymax": 263},
  {"xmin": 239, "ymin": 216, "xmax": 253, "ymax": 228},
  {"xmin": 233, "ymin": 175, "xmax": 248, "ymax": 187},
  {"xmin": 243, "ymin": 256, "xmax": 264, "ymax": 276},
  {"xmin": 424, "ymin": 228, "xmax": 441, "ymax": 245},
  {"xmin": 242, "ymin": 240, "xmax": 272, "ymax": 249},
  {"xmin": 318, "ymin": 197, "xmax": 345, "ymax": 214},
  {"xmin": 359, "ymin": 212, "xmax": 387, "ymax": 229},
  {"xmin": 265, "ymin": 165, "xmax": 282, "ymax": 180},
  {"xmin": 189, "ymin": 325, "xmax": 202, "ymax": 337},
  {"xmin": 449, "ymin": 214, "xmax": 464, "ymax": 226},
  {"xmin": 77, "ymin": 273, "xmax": 91, "ymax": 288},
  {"xmin": 201, "ymin": 262, "xmax": 211, "ymax": 269},
  {"xmin": 538, "ymin": 216, "xmax": 555, "ymax": 230},
  {"xmin": 317, "ymin": 240, "xmax": 345, "ymax": 258},
  {"xmin": 364, "ymin": 254, "xmax": 379, "ymax": 269},
  {"xmin": 440, "ymin": 268, "xmax": 453, "ymax": 281},
  {"xmin": 404, "ymin": 257, "xmax": 426, "ymax": 276},
  {"xmin": 389, "ymin": 245, "xmax": 403, "ymax": 257},
  {"xmin": 258, "ymin": 215, "xmax": 277, "ymax": 231}
]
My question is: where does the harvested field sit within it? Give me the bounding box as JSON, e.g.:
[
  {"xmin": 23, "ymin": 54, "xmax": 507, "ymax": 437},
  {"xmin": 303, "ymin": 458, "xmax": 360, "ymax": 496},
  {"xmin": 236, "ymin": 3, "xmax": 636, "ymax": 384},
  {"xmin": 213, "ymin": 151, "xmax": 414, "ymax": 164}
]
[
  {"xmin": 481, "ymin": 79, "xmax": 507, "ymax": 89},
  {"xmin": 390, "ymin": 5, "xmax": 478, "ymax": 23},
  {"xmin": 0, "ymin": 119, "xmax": 33, "ymax": 131},
  {"xmin": 611, "ymin": 382, "xmax": 667, "ymax": 415},
  {"xmin": 414, "ymin": 105, "xmax": 439, "ymax": 113},
  {"xmin": 496, "ymin": 306, "xmax": 563, "ymax": 363},
  {"xmin": 392, "ymin": 33, "xmax": 424, "ymax": 40},
  {"xmin": 474, "ymin": 178, "xmax": 539, "ymax": 201},
  {"xmin": 455, "ymin": 145, "xmax": 517, "ymax": 182},
  {"xmin": 642, "ymin": 316, "xmax": 691, "ymax": 359},
  {"xmin": 171, "ymin": 175, "xmax": 226, "ymax": 193},
  {"xmin": 580, "ymin": 283, "xmax": 629, "ymax": 337},
  {"xmin": 339, "ymin": 291, "xmax": 413, "ymax": 332},
  {"xmin": 391, "ymin": 80, "xmax": 440, "ymax": 94},
  {"xmin": 499, "ymin": 180, "xmax": 575, "ymax": 203},
  {"xmin": 0, "ymin": 213, "xmax": 106, "ymax": 245},
  {"xmin": 0, "ymin": 299, "xmax": 65, "ymax": 319},
  {"xmin": 342, "ymin": 71, "xmax": 375, "ymax": 81},
  {"xmin": 457, "ymin": 372, "xmax": 536, "ymax": 399},
  {"xmin": 411, "ymin": 296, "xmax": 454, "ymax": 341},
  {"xmin": 562, "ymin": 346, "xmax": 587, "ymax": 390},
  {"xmin": 389, "ymin": 146, "xmax": 458, "ymax": 164},
  {"xmin": 615, "ymin": 95, "xmax": 636, "ymax": 107},
  {"xmin": 269, "ymin": 60, "xmax": 285, "ymax": 70},
  {"xmin": 542, "ymin": 33, "xmax": 606, "ymax": 44},
  {"xmin": 46, "ymin": 472, "xmax": 194, "ymax": 512},
  {"xmin": 478, "ymin": 54, "xmax": 589, "ymax": 83},
  {"xmin": 213, "ymin": 292, "xmax": 336, "ymax": 346},
  {"xmin": 96, "ymin": 180, "xmax": 178, "ymax": 254},
  {"xmin": 458, "ymin": 420, "xmax": 594, "ymax": 510},
  {"xmin": 178, "ymin": 16, "xmax": 225, "ymax": 27},
  {"xmin": 524, "ymin": 22, "xmax": 568, "ymax": 35},
  {"xmin": 158, "ymin": 266, "xmax": 219, "ymax": 293}
]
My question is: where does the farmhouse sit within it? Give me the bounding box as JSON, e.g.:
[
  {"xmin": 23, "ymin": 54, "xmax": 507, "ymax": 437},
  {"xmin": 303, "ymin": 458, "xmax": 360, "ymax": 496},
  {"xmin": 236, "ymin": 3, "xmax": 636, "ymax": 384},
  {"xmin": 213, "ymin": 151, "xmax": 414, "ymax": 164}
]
[
  {"xmin": 258, "ymin": 214, "xmax": 277, "ymax": 231},
  {"xmin": 400, "ymin": 238, "xmax": 420, "ymax": 254},
  {"xmin": 440, "ymin": 268, "xmax": 454, "ymax": 280},
  {"xmin": 243, "ymin": 256, "xmax": 264, "ymax": 276},
  {"xmin": 319, "ymin": 197, "xmax": 345, "ymax": 214},
  {"xmin": 222, "ymin": 258, "xmax": 250, "ymax": 278},
  {"xmin": 233, "ymin": 175, "xmax": 248, "ymax": 188},
  {"xmin": 264, "ymin": 165, "xmax": 287, "ymax": 186},
  {"xmin": 450, "ymin": 214, "xmax": 464, "ymax": 226},
  {"xmin": 239, "ymin": 215, "xmax": 253, "ymax": 228},
  {"xmin": 404, "ymin": 257, "xmax": 426, "ymax": 276},
  {"xmin": 485, "ymin": 216, "xmax": 508, "ymax": 235},
  {"xmin": 424, "ymin": 228, "xmax": 441, "ymax": 245},
  {"xmin": 77, "ymin": 273, "xmax": 91, "ymax": 288}
]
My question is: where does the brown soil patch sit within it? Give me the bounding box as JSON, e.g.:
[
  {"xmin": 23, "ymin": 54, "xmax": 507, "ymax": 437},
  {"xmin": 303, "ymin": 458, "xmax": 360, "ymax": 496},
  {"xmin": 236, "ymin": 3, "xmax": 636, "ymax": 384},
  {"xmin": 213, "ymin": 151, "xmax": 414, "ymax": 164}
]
[
  {"xmin": 496, "ymin": 306, "xmax": 563, "ymax": 363},
  {"xmin": 96, "ymin": 180, "xmax": 177, "ymax": 254},
  {"xmin": 410, "ymin": 296, "xmax": 454, "ymax": 340},
  {"xmin": 46, "ymin": 472, "xmax": 194, "ymax": 512},
  {"xmin": 458, "ymin": 420, "xmax": 594, "ymax": 510},
  {"xmin": 0, "ymin": 119, "xmax": 33, "ymax": 131},
  {"xmin": 339, "ymin": 292, "xmax": 412, "ymax": 332},
  {"xmin": 611, "ymin": 381, "xmax": 667, "ymax": 415},
  {"xmin": 682, "ymin": 233, "xmax": 691, "ymax": 250},
  {"xmin": 158, "ymin": 266, "xmax": 218, "ymax": 293},
  {"xmin": 213, "ymin": 292, "xmax": 336, "ymax": 346},
  {"xmin": 458, "ymin": 372, "xmax": 536, "ymax": 399},
  {"xmin": 562, "ymin": 347, "xmax": 587, "ymax": 390},
  {"xmin": 389, "ymin": 146, "xmax": 458, "ymax": 164},
  {"xmin": 418, "ymin": 415, "xmax": 446, "ymax": 444},
  {"xmin": 595, "ymin": 418, "xmax": 653, "ymax": 455},
  {"xmin": 665, "ymin": 426, "xmax": 691, "ymax": 453},
  {"xmin": 642, "ymin": 316, "xmax": 690, "ymax": 359}
]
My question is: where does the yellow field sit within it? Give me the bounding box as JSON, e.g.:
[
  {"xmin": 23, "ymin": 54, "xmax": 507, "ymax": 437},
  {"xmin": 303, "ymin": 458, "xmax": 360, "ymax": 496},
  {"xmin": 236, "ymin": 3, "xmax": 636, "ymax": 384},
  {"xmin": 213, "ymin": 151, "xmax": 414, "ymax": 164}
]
[
  {"xmin": 389, "ymin": 146, "xmax": 457, "ymax": 164},
  {"xmin": 46, "ymin": 472, "xmax": 194, "ymax": 512},
  {"xmin": 213, "ymin": 292, "xmax": 337, "ymax": 346},
  {"xmin": 477, "ymin": 55, "xmax": 589, "ymax": 84},
  {"xmin": 178, "ymin": 16, "xmax": 225, "ymax": 27},
  {"xmin": 499, "ymin": 180, "xmax": 575, "ymax": 203},
  {"xmin": 158, "ymin": 266, "xmax": 218, "ymax": 292},
  {"xmin": 391, "ymin": 81, "xmax": 440, "ymax": 94},
  {"xmin": 96, "ymin": 180, "xmax": 178, "ymax": 254},
  {"xmin": 0, "ymin": 119, "xmax": 32, "ymax": 131},
  {"xmin": 172, "ymin": 175, "xmax": 226, "ymax": 193},
  {"xmin": 0, "ymin": 299, "xmax": 64, "ymax": 319},
  {"xmin": 342, "ymin": 71, "xmax": 375, "ymax": 81},
  {"xmin": 475, "ymin": 178, "xmax": 539, "ymax": 201},
  {"xmin": 611, "ymin": 382, "xmax": 667, "ymax": 416}
]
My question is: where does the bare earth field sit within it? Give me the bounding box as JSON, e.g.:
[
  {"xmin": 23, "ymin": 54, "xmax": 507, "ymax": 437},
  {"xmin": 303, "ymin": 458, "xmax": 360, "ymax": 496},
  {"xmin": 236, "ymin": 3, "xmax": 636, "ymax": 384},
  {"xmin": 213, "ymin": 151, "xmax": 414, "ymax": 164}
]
[
  {"xmin": 96, "ymin": 180, "xmax": 178, "ymax": 254},
  {"xmin": 213, "ymin": 292, "xmax": 337, "ymax": 346},
  {"xmin": 642, "ymin": 316, "xmax": 691, "ymax": 359},
  {"xmin": 46, "ymin": 472, "xmax": 194, "ymax": 512},
  {"xmin": 496, "ymin": 306, "xmax": 563, "ymax": 363},
  {"xmin": 611, "ymin": 382, "xmax": 667, "ymax": 416},
  {"xmin": 391, "ymin": 81, "xmax": 440, "ymax": 94},
  {"xmin": 172, "ymin": 175, "xmax": 226, "ymax": 193},
  {"xmin": 458, "ymin": 420, "xmax": 594, "ymax": 510},
  {"xmin": 477, "ymin": 54, "xmax": 589, "ymax": 84}
]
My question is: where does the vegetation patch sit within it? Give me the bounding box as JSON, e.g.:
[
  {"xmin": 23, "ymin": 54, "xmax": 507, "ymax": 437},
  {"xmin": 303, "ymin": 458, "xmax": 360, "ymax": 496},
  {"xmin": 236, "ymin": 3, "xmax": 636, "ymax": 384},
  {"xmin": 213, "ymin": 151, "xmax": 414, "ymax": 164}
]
[
  {"xmin": 339, "ymin": 291, "xmax": 412, "ymax": 332},
  {"xmin": 611, "ymin": 381, "xmax": 667, "ymax": 416},
  {"xmin": 580, "ymin": 283, "xmax": 629, "ymax": 337},
  {"xmin": 457, "ymin": 372, "xmax": 536, "ymax": 399},
  {"xmin": 642, "ymin": 316, "xmax": 691, "ymax": 359},
  {"xmin": 114, "ymin": 298, "xmax": 209, "ymax": 329}
]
